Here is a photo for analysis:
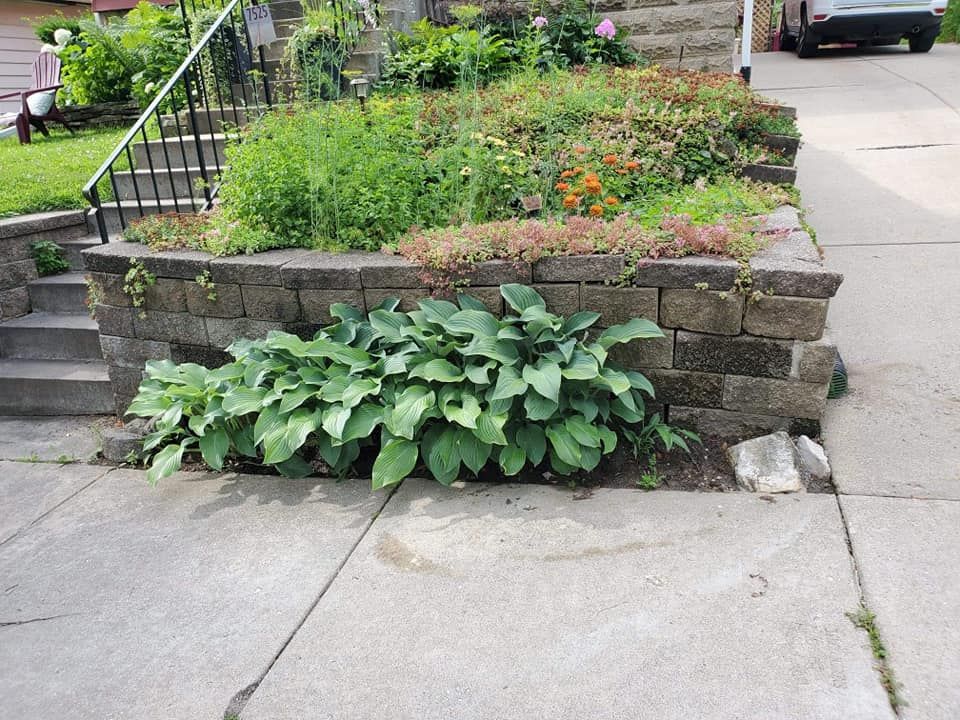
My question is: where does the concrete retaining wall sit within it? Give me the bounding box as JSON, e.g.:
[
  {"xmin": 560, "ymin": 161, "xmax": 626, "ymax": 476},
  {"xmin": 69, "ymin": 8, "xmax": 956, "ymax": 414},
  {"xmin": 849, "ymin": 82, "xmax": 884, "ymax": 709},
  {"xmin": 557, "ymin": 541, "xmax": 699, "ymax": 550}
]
[{"xmin": 82, "ymin": 205, "xmax": 841, "ymax": 437}]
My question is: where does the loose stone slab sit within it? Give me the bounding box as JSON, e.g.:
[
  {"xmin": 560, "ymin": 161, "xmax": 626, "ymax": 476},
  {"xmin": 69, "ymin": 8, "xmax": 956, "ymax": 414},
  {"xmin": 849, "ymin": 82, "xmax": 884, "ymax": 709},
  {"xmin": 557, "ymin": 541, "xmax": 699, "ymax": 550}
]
[
  {"xmin": 0, "ymin": 460, "xmax": 109, "ymax": 544},
  {"xmin": 796, "ymin": 435, "xmax": 831, "ymax": 481},
  {"xmin": 840, "ymin": 496, "xmax": 960, "ymax": 719},
  {"xmin": 749, "ymin": 232, "xmax": 843, "ymax": 299},
  {"xmin": 243, "ymin": 482, "xmax": 893, "ymax": 720},
  {"xmin": 727, "ymin": 431, "xmax": 802, "ymax": 492},
  {"xmin": 0, "ymin": 470, "xmax": 389, "ymax": 719}
]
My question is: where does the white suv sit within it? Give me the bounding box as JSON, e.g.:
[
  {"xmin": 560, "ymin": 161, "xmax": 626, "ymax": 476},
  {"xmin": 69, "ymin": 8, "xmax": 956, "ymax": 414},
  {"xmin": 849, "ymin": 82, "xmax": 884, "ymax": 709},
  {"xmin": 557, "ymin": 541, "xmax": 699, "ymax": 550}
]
[{"xmin": 780, "ymin": 0, "xmax": 950, "ymax": 56}]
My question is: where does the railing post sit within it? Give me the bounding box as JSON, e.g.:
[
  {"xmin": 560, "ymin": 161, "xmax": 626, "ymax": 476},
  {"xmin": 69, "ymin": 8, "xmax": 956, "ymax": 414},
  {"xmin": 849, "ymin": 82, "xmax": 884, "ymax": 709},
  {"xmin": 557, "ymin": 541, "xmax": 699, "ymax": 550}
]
[
  {"xmin": 183, "ymin": 65, "xmax": 212, "ymax": 205},
  {"xmin": 89, "ymin": 185, "xmax": 109, "ymax": 244}
]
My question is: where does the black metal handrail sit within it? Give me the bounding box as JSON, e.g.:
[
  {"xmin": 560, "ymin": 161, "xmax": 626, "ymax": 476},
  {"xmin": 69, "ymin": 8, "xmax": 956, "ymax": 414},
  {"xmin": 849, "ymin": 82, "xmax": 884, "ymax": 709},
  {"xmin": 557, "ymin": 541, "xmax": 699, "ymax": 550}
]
[{"xmin": 83, "ymin": 0, "xmax": 274, "ymax": 242}]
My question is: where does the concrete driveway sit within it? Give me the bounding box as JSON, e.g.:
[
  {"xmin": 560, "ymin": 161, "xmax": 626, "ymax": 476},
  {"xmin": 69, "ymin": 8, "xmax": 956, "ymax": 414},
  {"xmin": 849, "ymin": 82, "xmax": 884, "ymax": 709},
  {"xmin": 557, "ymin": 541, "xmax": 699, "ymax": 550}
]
[{"xmin": 754, "ymin": 44, "xmax": 960, "ymax": 720}]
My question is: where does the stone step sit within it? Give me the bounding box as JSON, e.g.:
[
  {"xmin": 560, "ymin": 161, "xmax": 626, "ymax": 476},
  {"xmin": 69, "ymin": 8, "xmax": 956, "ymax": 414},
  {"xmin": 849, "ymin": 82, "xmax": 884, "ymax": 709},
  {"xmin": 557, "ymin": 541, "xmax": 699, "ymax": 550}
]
[
  {"xmin": 344, "ymin": 49, "xmax": 382, "ymax": 77},
  {"xmin": 0, "ymin": 359, "xmax": 114, "ymax": 415},
  {"xmin": 160, "ymin": 107, "xmax": 250, "ymax": 138},
  {"xmin": 95, "ymin": 198, "xmax": 211, "ymax": 234},
  {"xmin": 0, "ymin": 211, "xmax": 89, "ymax": 266},
  {"xmin": 0, "ymin": 312, "xmax": 103, "ymax": 361},
  {"xmin": 27, "ymin": 273, "xmax": 89, "ymax": 314},
  {"xmin": 133, "ymin": 134, "xmax": 230, "ymax": 170},
  {"xmin": 58, "ymin": 236, "xmax": 103, "ymax": 271},
  {"xmin": 113, "ymin": 167, "xmax": 222, "ymax": 201}
]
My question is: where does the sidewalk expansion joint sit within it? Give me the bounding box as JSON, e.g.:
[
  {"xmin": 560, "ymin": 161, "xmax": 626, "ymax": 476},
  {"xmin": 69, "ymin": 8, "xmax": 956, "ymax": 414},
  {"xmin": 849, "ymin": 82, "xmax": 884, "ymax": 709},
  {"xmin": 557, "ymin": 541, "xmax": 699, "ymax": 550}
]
[{"xmin": 219, "ymin": 480, "xmax": 401, "ymax": 719}]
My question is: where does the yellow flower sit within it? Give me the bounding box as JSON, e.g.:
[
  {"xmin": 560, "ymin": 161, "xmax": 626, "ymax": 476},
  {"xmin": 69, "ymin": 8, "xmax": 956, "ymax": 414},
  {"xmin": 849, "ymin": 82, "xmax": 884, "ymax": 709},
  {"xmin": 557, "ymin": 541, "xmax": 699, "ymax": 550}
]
[{"xmin": 460, "ymin": 166, "xmax": 472, "ymax": 176}]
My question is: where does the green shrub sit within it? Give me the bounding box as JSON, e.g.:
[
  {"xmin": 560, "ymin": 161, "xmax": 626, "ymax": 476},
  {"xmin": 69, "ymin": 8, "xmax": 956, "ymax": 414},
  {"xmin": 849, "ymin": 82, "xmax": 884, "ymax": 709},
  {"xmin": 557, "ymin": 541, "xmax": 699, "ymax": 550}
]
[
  {"xmin": 33, "ymin": 11, "xmax": 89, "ymax": 44},
  {"xmin": 31, "ymin": 240, "xmax": 70, "ymax": 276},
  {"xmin": 129, "ymin": 285, "xmax": 695, "ymax": 487},
  {"xmin": 940, "ymin": 3, "xmax": 959, "ymax": 43}
]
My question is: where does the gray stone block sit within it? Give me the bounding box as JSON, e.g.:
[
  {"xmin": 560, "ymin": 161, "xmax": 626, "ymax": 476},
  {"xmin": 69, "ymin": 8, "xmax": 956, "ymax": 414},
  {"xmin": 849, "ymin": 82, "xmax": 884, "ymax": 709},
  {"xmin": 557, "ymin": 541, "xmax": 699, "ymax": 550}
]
[
  {"xmin": 143, "ymin": 278, "xmax": 186, "ymax": 313},
  {"xmin": 133, "ymin": 310, "xmax": 208, "ymax": 345},
  {"xmin": 94, "ymin": 305, "xmax": 135, "ymax": 338},
  {"xmin": 660, "ymin": 288, "xmax": 743, "ymax": 335},
  {"xmin": 0, "ymin": 287, "xmax": 31, "ymax": 319},
  {"xmin": 184, "ymin": 281, "xmax": 244, "ymax": 318},
  {"xmin": 741, "ymin": 163, "xmax": 797, "ymax": 185},
  {"xmin": 794, "ymin": 332, "xmax": 837, "ymax": 383},
  {"xmin": 727, "ymin": 431, "xmax": 802, "ymax": 493},
  {"xmin": 0, "ymin": 209, "xmax": 86, "ymax": 239},
  {"xmin": 358, "ymin": 254, "xmax": 423, "ymax": 289},
  {"xmin": 723, "ymin": 375, "xmax": 828, "ymax": 420},
  {"xmin": 742, "ymin": 295, "xmax": 828, "ymax": 341},
  {"xmin": 205, "ymin": 317, "xmax": 280, "ymax": 348},
  {"xmin": 280, "ymin": 252, "xmax": 364, "ymax": 289},
  {"xmin": 461, "ymin": 260, "xmax": 532, "ymax": 286},
  {"xmin": 607, "ymin": 331, "xmax": 674, "ymax": 370},
  {"xmin": 758, "ymin": 205, "xmax": 802, "ymax": 233},
  {"xmin": 581, "ymin": 285, "xmax": 658, "ymax": 326},
  {"xmin": 209, "ymin": 248, "xmax": 311, "ymax": 286},
  {"xmin": 300, "ymin": 289, "xmax": 366, "ymax": 325},
  {"xmin": 140, "ymin": 250, "xmax": 213, "ymax": 280},
  {"xmin": 82, "ymin": 242, "xmax": 150, "ymax": 274},
  {"xmin": 170, "ymin": 344, "xmax": 231, "ymax": 367},
  {"xmin": 241, "ymin": 285, "xmax": 301, "ymax": 321},
  {"xmin": 674, "ymin": 331, "xmax": 793, "ymax": 378},
  {"xmin": 749, "ymin": 232, "xmax": 843, "ymax": 298},
  {"xmin": 87, "ymin": 272, "xmax": 131, "ymax": 307},
  {"xmin": 643, "ymin": 368, "xmax": 723, "ymax": 408},
  {"xmin": 533, "ymin": 254, "xmax": 624, "ymax": 282},
  {"xmin": 529, "ymin": 284, "xmax": 579, "ymax": 318},
  {"xmin": 0, "ymin": 237, "xmax": 32, "ymax": 265},
  {"xmin": 669, "ymin": 405, "xmax": 819, "ymax": 438},
  {"xmin": 0, "ymin": 260, "xmax": 38, "ymax": 291},
  {"xmin": 107, "ymin": 364, "xmax": 144, "ymax": 415},
  {"xmin": 100, "ymin": 335, "xmax": 171, "ymax": 369},
  {"xmin": 633, "ymin": 255, "xmax": 738, "ymax": 290},
  {"xmin": 101, "ymin": 428, "xmax": 143, "ymax": 464}
]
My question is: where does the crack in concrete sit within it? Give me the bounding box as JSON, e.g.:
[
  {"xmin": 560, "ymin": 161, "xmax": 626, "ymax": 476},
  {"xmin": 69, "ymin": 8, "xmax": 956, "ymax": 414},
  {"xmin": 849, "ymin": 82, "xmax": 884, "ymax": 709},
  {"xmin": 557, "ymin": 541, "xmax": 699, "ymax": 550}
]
[
  {"xmin": 855, "ymin": 142, "xmax": 959, "ymax": 151},
  {"xmin": 0, "ymin": 613, "xmax": 80, "ymax": 628},
  {"xmin": 860, "ymin": 55, "xmax": 960, "ymax": 119},
  {"xmin": 217, "ymin": 482, "xmax": 401, "ymax": 719}
]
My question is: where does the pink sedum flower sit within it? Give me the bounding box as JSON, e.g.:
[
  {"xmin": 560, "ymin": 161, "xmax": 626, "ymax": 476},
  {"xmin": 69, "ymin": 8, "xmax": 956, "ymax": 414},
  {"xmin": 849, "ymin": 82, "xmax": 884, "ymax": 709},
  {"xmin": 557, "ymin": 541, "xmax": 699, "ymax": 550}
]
[
  {"xmin": 532, "ymin": 15, "xmax": 548, "ymax": 28},
  {"xmin": 594, "ymin": 18, "xmax": 616, "ymax": 40}
]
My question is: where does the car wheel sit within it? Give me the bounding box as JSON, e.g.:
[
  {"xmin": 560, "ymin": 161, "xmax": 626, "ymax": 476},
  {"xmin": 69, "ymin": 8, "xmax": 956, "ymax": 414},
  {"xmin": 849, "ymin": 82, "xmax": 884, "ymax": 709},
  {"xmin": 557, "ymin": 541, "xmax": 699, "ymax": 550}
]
[
  {"xmin": 908, "ymin": 29, "xmax": 937, "ymax": 53},
  {"xmin": 796, "ymin": 9, "xmax": 820, "ymax": 57},
  {"xmin": 780, "ymin": 8, "xmax": 797, "ymax": 51}
]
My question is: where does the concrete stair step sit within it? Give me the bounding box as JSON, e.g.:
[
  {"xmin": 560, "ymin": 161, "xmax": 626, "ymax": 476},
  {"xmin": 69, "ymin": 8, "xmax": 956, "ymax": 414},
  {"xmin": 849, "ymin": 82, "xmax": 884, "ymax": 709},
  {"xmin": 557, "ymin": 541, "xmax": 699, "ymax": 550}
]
[
  {"xmin": 113, "ymin": 167, "xmax": 222, "ymax": 201},
  {"xmin": 95, "ymin": 198, "xmax": 210, "ymax": 234},
  {"xmin": 0, "ymin": 359, "xmax": 114, "ymax": 415},
  {"xmin": 160, "ymin": 107, "xmax": 250, "ymax": 138},
  {"xmin": 133, "ymin": 134, "xmax": 230, "ymax": 170},
  {"xmin": 58, "ymin": 236, "xmax": 103, "ymax": 271},
  {"xmin": 27, "ymin": 273, "xmax": 89, "ymax": 314},
  {"xmin": 0, "ymin": 312, "xmax": 103, "ymax": 361}
]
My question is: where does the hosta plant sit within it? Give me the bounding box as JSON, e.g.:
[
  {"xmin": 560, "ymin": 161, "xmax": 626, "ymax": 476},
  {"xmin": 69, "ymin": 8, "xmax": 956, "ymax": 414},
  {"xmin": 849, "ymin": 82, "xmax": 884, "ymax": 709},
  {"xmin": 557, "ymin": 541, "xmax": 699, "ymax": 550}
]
[{"xmin": 129, "ymin": 284, "xmax": 696, "ymax": 488}]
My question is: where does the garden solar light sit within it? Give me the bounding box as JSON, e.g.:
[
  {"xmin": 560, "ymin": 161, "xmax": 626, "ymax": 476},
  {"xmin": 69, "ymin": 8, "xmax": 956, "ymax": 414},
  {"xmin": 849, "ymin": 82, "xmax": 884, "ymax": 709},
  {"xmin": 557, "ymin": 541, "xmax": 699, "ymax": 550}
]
[{"xmin": 350, "ymin": 77, "xmax": 370, "ymax": 112}]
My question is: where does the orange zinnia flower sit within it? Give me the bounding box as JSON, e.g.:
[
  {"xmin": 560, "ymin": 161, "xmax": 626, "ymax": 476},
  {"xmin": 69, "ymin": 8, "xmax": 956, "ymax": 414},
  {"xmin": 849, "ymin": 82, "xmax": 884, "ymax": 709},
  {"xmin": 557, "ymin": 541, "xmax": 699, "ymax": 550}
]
[
  {"xmin": 616, "ymin": 169, "xmax": 628, "ymax": 175},
  {"xmin": 560, "ymin": 170, "xmax": 575, "ymax": 179},
  {"xmin": 605, "ymin": 196, "xmax": 619, "ymax": 206},
  {"xmin": 584, "ymin": 172, "xmax": 600, "ymax": 183},
  {"xmin": 574, "ymin": 145, "xmax": 588, "ymax": 155},
  {"xmin": 602, "ymin": 154, "xmax": 618, "ymax": 166},
  {"xmin": 555, "ymin": 182, "xmax": 570, "ymax": 192},
  {"xmin": 625, "ymin": 160, "xmax": 640, "ymax": 170},
  {"xmin": 563, "ymin": 194, "xmax": 581, "ymax": 209},
  {"xmin": 572, "ymin": 166, "xmax": 585, "ymax": 174},
  {"xmin": 588, "ymin": 204, "xmax": 604, "ymax": 217}
]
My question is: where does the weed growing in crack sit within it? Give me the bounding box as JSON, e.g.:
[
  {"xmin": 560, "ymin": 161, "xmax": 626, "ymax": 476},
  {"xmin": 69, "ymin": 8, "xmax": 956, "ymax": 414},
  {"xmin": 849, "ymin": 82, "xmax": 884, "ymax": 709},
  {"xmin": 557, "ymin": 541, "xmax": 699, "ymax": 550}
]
[{"xmin": 847, "ymin": 605, "xmax": 906, "ymax": 711}]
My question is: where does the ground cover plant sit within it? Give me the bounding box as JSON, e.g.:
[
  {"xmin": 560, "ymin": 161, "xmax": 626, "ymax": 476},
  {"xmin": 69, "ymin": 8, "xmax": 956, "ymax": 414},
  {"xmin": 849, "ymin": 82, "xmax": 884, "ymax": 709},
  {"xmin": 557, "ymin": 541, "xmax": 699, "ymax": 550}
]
[{"xmin": 129, "ymin": 285, "xmax": 695, "ymax": 487}]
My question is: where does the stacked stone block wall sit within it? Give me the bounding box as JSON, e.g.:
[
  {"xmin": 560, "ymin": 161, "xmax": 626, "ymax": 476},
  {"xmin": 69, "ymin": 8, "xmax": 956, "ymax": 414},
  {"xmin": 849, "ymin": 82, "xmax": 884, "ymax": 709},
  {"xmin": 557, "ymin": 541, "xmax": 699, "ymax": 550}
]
[{"xmin": 83, "ymin": 205, "xmax": 841, "ymax": 437}]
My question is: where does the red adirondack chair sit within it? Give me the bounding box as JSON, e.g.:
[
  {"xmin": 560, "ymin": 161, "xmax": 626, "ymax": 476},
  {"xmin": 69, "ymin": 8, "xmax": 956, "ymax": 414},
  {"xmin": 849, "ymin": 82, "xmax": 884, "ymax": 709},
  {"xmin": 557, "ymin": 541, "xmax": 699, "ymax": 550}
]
[{"xmin": 0, "ymin": 53, "xmax": 74, "ymax": 145}]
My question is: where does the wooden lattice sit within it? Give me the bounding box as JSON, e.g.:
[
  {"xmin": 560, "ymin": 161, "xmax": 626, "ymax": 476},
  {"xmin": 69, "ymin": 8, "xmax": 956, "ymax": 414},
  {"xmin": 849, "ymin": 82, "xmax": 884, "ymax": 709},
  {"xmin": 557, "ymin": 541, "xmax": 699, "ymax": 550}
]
[{"xmin": 739, "ymin": 0, "xmax": 776, "ymax": 52}]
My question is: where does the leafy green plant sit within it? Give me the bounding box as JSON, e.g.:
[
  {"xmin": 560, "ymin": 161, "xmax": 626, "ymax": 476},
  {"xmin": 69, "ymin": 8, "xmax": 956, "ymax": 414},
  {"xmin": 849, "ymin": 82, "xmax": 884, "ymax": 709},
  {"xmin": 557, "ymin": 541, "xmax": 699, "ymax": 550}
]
[
  {"xmin": 31, "ymin": 240, "xmax": 70, "ymax": 276},
  {"xmin": 33, "ymin": 11, "xmax": 89, "ymax": 44},
  {"xmin": 123, "ymin": 258, "xmax": 156, "ymax": 317},
  {"xmin": 84, "ymin": 274, "xmax": 103, "ymax": 318},
  {"xmin": 129, "ymin": 285, "xmax": 696, "ymax": 487},
  {"xmin": 195, "ymin": 270, "xmax": 217, "ymax": 301},
  {"xmin": 939, "ymin": 2, "xmax": 959, "ymax": 43}
]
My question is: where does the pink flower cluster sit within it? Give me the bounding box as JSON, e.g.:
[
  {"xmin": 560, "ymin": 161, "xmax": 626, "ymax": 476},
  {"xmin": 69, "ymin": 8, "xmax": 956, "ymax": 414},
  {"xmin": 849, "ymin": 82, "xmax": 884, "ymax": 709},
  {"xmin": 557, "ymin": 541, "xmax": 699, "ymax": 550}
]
[
  {"xmin": 532, "ymin": 15, "xmax": 548, "ymax": 29},
  {"xmin": 594, "ymin": 18, "xmax": 616, "ymax": 40}
]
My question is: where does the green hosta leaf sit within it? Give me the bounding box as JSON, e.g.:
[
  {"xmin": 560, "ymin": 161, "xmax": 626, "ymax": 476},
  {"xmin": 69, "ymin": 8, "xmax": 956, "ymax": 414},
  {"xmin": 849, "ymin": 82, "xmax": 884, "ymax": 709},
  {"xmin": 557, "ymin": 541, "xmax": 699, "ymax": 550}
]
[
  {"xmin": 229, "ymin": 425, "xmax": 257, "ymax": 458},
  {"xmin": 330, "ymin": 303, "xmax": 364, "ymax": 322},
  {"xmin": 442, "ymin": 392, "xmax": 481, "ymax": 429},
  {"xmin": 253, "ymin": 404, "xmax": 284, "ymax": 446},
  {"xmin": 275, "ymin": 373, "xmax": 302, "ymax": 393},
  {"xmin": 562, "ymin": 349, "xmax": 600, "ymax": 380},
  {"xmin": 340, "ymin": 403, "xmax": 384, "ymax": 443},
  {"xmin": 317, "ymin": 375, "xmax": 352, "ymax": 402},
  {"xmin": 497, "ymin": 326, "xmax": 526, "ymax": 341},
  {"xmin": 579, "ymin": 445, "xmax": 602, "ymax": 472},
  {"xmin": 423, "ymin": 426, "xmax": 461, "ymax": 485},
  {"xmin": 569, "ymin": 395, "xmax": 599, "ymax": 423},
  {"xmin": 499, "ymin": 445, "xmax": 526, "ymax": 476},
  {"xmin": 522, "ymin": 361, "xmax": 561, "ymax": 403},
  {"xmin": 286, "ymin": 407, "xmax": 319, "ymax": 452},
  {"xmin": 146, "ymin": 440, "xmax": 189, "ymax": 485},
  {"xmin": 556, "ymin": 337, "xmax": 576, "ymax": 364},
  {"xmin": 524, "ymin": 391, "xmax": 558, "ymax": 421},
  {"xmin": 549, "ymin": 451, "xmax": 577, "ymax": 475},
  {"xmin": 473, "ymin": 411, "xmax": 508, "ymax": 445},
  {"xmin": 585, "ymin": 342, "xmax": 608, "ymax": 366},
  {"xmin": 598, "ymin": 318, "xmax": 663, "ymax": 349},
  {"xmin": 372, "ymin": 297, "xmax": 400, "ymax": 312},
  {"xmin": 387, "ymin": 385, "xmax": 436, "ymax": 440},
  {"xmin": 127, "ymin": 391, "xmax": 171, "ymax": 418},
  {"xmin": 198, "ymin": 427, "xmax": 229, "ymax": 470},
  {"xmin": 341, "ymin": 378, "xmax": 382, "ymax": 409},
  {"xmin": 188, "ymin": 413, "xmax": 209, "ymax": 437},
  {"xmin": 516, "ymin": 424, "xmax": 547, "ymax": 466},
  {"xmin": 222, "ymin": 386, "xmax": 268, "ymax": 415},
  {"xmin": 458, "ymin": 430, "xmax": 491, "ymax": 474},
  {"xmin": 321, "ymin": 404, "xmax": 352, "ymax": 441},
  {"xmin": 410, "ymin": 358, "xmax": 465, "ymax": 383},
  {"xmin": 378, "ymin": 353, "xmax": 410, "ymax": 377},
  {"xmin": 563, "ymin": 311, "xmax": 601, "ymax": 335},
  {"xmin": 457, "ymin": 293, "xmax": 488, "ymax": 311},
  {"xmin": 369, "ymin": 309, "xmax": 411, "ymax": 341},
  {"xmin": 501, "ymin": 284, "xmax": 546, "ymax": 313},
  {"xmin": 489, "ymin": 365, "xmax": 528, "ymax": 401},
  {"xmin": 418, "ymin": 298, "xmax": 459, "ymax": 324},
  {"xmin": 297, "ymin": 367, "xmax": 327, "ymax": 386},
  {"xmin": 597, "ymin": 425, "xmax": 618, "ymax": 454},
  {"xmin": 545, "ymin": 424, "xmax": 581, "ymax": 467},
  {"xmin": 372, "ymin": 438, "xmax": 418, "ymax": 490},
  {"xmin": 625, "ymin": 370, "xmax": 656, "ymax": 397},
  {"xmin": 610, "ymin": 396, "xmax": 644, "ymax": 423},
  {"xmin": 331, "ymin": 321, "xmax": 358, "ymax": 345},
  {"xmin": 316, "ymin": 433, "xmax": 342, "ymax": 468},
  {"xmin": 461, "ymin": 337, "xmax": 520, "ymax": 366},
  {"xmin": 597, "ymin": 367, "xmax": 631, "ymax": 395},
  {"xmin": 486, "ymin": 396, "xmax": 514, "ymax": 415},
  {"xmin": 274, "ymin": 454, "xmax": 314, "ymax": 478},
  {"xmin": 565, "ymin": 415, "xmax": 600, "ymax": 448},
  {"xmin": 464, "ymin": 361, "xmax": 496, "ymax": 385},
  {"xmin": 279, "ymin": 385, "xmax": 315, "ymax": 414},
  {"xmin": 262, "ymin": 411, "xmax": 301, "ymax": 464},
  {"xmin": 445, "ymin": 309, "xmax": 501, "ymax": 337}
]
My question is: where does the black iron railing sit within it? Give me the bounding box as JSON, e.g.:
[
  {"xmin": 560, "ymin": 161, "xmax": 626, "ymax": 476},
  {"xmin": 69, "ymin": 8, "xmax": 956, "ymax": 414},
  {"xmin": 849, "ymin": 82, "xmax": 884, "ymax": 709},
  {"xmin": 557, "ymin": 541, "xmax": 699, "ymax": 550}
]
[{"xmin": 83, "ymin": 0, "xmax": 275, "ymax": 242}]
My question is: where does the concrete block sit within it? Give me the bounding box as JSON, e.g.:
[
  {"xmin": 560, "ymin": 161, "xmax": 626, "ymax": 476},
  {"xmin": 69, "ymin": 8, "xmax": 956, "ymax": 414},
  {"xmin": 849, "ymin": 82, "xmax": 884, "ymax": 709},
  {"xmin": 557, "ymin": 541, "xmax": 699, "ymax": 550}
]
[
  {"xmin": 607, "ymin": 331, "xmax": 675, "ymax": 370},
  {"xmin": 794, "ymin": 332, "xmax": 837, "ymax": 383},
  {"xmin": 749, "ymin": 231, "xmax": 843, "ymax": 298},
  {"xmin": 101, "ymin": 428, "xmax": 143, "ymax": 464},
  {"xmin": 633, "ymin": 255, "xmax": 738, "ymax": 290},
  {"xmin": 643, "ymin": 368, "xmax": 723, "ymax": 407},
  {"xmin": 759, "ymin": 205, "xmax": 802, "ymax": 233},
  {"xmin": 143, "ymin": 278, "xmax": 186, "ymax": 313},
  {"xmin": 94, "ymin": 304, "xmax": 135, "ymax": 338},
  {"xmin": 87, "ymin": 272, "xmax": 131, "ymax": 307},
  {"xmin": 0, "ymin": 237, "xmax": 32, "ymax": 265},
  {"xmin": 660, "ymin": 288, "xmax": 743, "ymax": 335},
  {"xmin": 100, "ymin": 335, "xmax": 171, "ymax": 369},
  {"xmin": 363, "ymin": 287, "xmax": 502, "ymax": 316},
  {"xmin": 530, "ymin": 284, "xmax": 579, "ymax": 318},
  {"xmin": 358, "ymin": 254, "xmax": 423, "ymax": 288},
  {"xmin": 669, "ymin": 405, "xmax": 819, "ymax": 438},
  {"xmin": 581, "ymin": 285, "xmax": 658, "ymax": 326},
  {"xmin": 209, "ymin": 248, "xmax": 311, "ymax": 286},
  {"xmin": 723, "ymin": 375, "xmax": 828, "ymax": 420},
  {"xmin": 743, "ymin": 295, "xmax": 828, "ymax": 341},
  {"xmin": 133, "ymin": 310, "xmax": 208, "ymax": 345},
  {"xmin": 140, "ymin": 250, "xmax": 213, "ymax": 280},
  {"xmin": 204, "ymin": 317, "xmax": 280, "ymax": 348},
  {"xmin": 281, "ymin": 252, "xmax": 364, "ymax": 289},
  {"xmin": 0, "ymin": 287, "xmax": 31, "ymax": 319},
  {"xmin": 533, "ymin": 254, "xmax": 624, "ymax": 282},
  {"xmin": 82, "ymin": 242, "xmax": 151, "ymax": 275},
  {"xmin": 241, "ymin": 285, "xmax": 301, "ymax": 321},
  {"xmin": 674, "ymin": 331, "xmax": 793, "ymax": 378},
  {"xmin": 300, "ymin": 289, "xmax": 366, "ymax": 325},
  {"xmin": 741, "ymin": 163, "xmax": 798, "ymax": 185},
  {"xmin": 184, "ymin": 281, "xmax": 244, "ymax": 318},
  {"xmin": 461, "ymin": 260, "xmax": 532, "ymax": 286},
  {"xmin": 0, "ymin": 260, "xmax": 38, "ymax": 291},
  {"xmin": 108, "ymin": 364, "xmax": 144, "ymax": 411},
  {"xmin": 170, "ymin": 344, "xmax": 231, "ymax": 367}
]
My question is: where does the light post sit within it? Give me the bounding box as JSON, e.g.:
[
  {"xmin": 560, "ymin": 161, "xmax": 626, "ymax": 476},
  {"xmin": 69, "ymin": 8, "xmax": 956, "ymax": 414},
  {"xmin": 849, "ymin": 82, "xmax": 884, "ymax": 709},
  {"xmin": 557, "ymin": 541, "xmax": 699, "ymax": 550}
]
[{"xmin": 350, "ymin": 76, "xmax": 370, "ymax": 113}]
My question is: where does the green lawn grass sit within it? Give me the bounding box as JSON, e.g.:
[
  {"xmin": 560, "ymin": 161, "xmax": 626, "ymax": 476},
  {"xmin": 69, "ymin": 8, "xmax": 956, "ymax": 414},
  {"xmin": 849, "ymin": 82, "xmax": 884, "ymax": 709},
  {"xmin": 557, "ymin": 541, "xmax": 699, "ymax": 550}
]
[{"xmin": 0, "ymin": 125, "xmax": 127, "ymax": 218}]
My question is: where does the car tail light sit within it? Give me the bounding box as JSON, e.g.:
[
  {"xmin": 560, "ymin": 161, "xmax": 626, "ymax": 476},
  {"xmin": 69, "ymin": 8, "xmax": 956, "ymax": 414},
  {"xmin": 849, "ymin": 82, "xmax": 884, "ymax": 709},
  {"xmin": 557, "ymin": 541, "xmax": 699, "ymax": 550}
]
[
  {"xmin": 813, "ymin": 13, "xmax": 827, "ymax": 20},
  {"xmin": 934, "ymin": 7, "xmax": 945, "ymax": 12}
]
